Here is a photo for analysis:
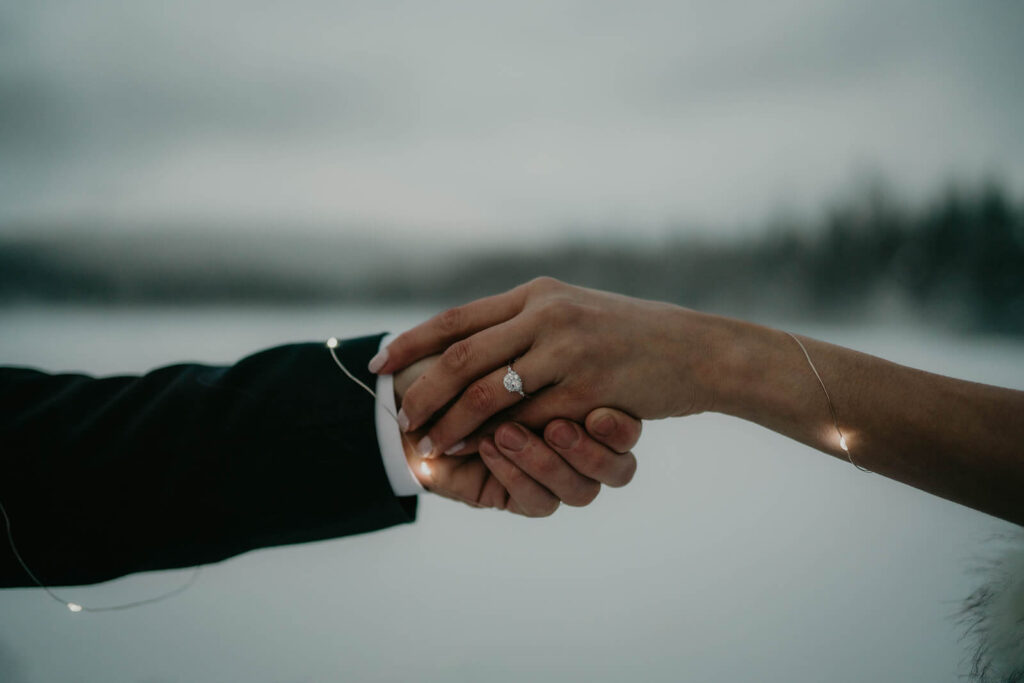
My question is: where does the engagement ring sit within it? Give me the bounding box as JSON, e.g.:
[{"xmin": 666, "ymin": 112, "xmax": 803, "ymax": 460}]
[{"xmin": 503, "ymin": 362, "xmax": 527, "ymax": 398}]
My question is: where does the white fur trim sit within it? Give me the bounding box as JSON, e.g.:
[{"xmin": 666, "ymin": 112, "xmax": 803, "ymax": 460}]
[{"xmin": 962, "ymin": 531, "xmax": 1024, "ymax": 682}]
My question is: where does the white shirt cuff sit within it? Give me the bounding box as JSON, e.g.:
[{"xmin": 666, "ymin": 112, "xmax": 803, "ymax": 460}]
[{"xmin": 375, "ymin": 333, "xmax": 423, "ymax": 496}]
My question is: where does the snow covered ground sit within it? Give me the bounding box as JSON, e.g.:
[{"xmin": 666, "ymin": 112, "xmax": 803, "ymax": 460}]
[{"xmin": 1, "ymin": 305, "xmax": 1021, "ymax": 683}]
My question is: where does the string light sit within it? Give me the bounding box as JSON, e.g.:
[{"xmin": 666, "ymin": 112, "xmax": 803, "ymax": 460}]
[
  {"xmin": 0, "ymin": 498, "xmax": 203, "ymax": 613},
  {"xmin": 786, "ymin": 332, "xmax": 871, "ymax": 473},
  {"xmin": 325, "ymin": 337, "xmax": 427, "ymax": 474},
  {"xmin": 2, "ymin": 336, "xmax": 419, "ymax": 614}
]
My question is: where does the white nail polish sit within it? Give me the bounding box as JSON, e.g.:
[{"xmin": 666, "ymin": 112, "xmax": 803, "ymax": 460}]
[
  {"xmin": 444, "ymin": 441, "xmax": 466, "ymax": 455},
  {"xmin": 397, "ymin": 409, "xmax": 410, "ymax": 432},
  {"xmin": 367, "ymin": 348, "xmax": 389, "ymax": 373},
  {"xmin": 416, "ymin": 436, "xmax": 433, "ymax": 457}
]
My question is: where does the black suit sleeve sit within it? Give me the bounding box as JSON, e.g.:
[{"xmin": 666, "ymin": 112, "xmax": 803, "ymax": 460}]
[{"xmin": 0, "ymin": 333, "xmax": 416, "ymax": 588}]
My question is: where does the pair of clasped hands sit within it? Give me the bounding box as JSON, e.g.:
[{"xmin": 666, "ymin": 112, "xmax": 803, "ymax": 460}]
[
  {"xmin": 374, "ymin": 277, "xmax": 1024, "ymax": 527},
  {"xmin": 374, "ymin": 277, "xmax": 716, "ymax": 517}
]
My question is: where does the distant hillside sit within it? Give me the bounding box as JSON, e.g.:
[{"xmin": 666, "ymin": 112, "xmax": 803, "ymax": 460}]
[{"xmin": 1, "ymin": 182, "xmax": 1022, "ymax": 334}]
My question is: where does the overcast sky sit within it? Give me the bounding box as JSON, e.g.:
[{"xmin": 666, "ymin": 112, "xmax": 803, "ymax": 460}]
[{"xmin": 1, "ymin": 0, "xmax": 1022, "ymax": 243}]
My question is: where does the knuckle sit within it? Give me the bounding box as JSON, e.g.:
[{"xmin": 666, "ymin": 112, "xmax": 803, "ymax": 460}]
[
  {"xmin": 466, "ymin": 381, "xmax": 496, "ymax": 414},
  {"xmin": 538, "ymin": 298, "xmax": 567, "ymax": 322},
  {"xmin": 437, "ymin": 306, "xmax": 464, "ymax": 334},
  {"xmin": 503, "ymin": 465, "xmax": 528, "ymax": 491},
  {"xmin": 559, "ymin": 300, "xmax": 585, "ymax": 324},
  {"xmin": 528, "ymin": 275, "xmax": 560, "ymax": 292},
  {"xmin": 499, "ymin": 458, "xmax": 524, "ymax": 485},
  {"xmin": 441, "ymin": 339, "xmax": 473, "ymax": 372},
  {"xmin": 537, "ymin": 298, "xmax": 585, "ymax": 329},
  {"xmin": 531, "ymin": 452, "xmax": 559, "ymax": 477},
  {"xmin": 550, "ymin": 335, "xmax": 578, "ymax": 360}
]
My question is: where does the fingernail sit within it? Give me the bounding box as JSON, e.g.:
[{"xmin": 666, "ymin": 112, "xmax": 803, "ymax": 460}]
[
  {"xmin": 397, "ymin": 408, "xmax": 410, "ymax": 432},
  {"xmin": 416, "ymin": 436, "xmax": 433, "ymax": 457},
  {"xmin": 444, "ymin": 440, "xmax": 466, "ymax": 455},
  {"xmin": 496, "ymin": 424, "xmax": 528, "ymax": 452},
  {"xmin": 548, "ymin": 422, "xmax": 580, "ymax": 449},
  {"xmin": 592, "ymin": 414, "xmax": 616, "ymax": 438},
  {"xmin": 367, "ymin": 348, "xmax": 389, "ymax": 373}
]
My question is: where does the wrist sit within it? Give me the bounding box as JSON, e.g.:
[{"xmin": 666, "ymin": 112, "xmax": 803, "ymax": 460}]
[
  {"xmin": 662, "ymin": 306, "xmax": 753, "ymax": 417},
  {"xmin": 699, "ymin": 315, "xmax": 801, "ymax": 424}
]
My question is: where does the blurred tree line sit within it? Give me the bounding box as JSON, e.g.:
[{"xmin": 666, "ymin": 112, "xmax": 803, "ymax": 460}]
[
  {"xmin": 1, "ymin": 181, "xmax": 1022, "ymax": 334},
  {"xmin": 425, "ymin": 181, "xmax": 1024, "ymax": 334}
]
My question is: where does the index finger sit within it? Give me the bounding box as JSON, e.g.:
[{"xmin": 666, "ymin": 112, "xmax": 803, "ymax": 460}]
[{"xmin": 372, "ymin": 287, "xmax": 527, "ymax": 375}]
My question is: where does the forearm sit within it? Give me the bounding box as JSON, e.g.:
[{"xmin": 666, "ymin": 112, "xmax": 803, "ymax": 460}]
[
  {"xmin": 708, "ymin": 314, "xmax": 1024, "ymax": 525},
  {"xmin": 379, "ymin": 276, "xmax": 1023, "ymax": 524},
  {"xmin": 0, "ymin": 337, "xmax": 415, "ymax": 587}
]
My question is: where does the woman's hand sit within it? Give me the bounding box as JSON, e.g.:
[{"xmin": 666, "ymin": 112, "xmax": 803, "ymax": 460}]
[
  {"xmin": 377, "ymin": 277, "xmax": 728, "ymax": 457},
  {"xmin": 388, "ymin": 278, "xmax": 1024, "ymax": 528},
  {"xmin": 393, "ymin": 352, "xmax": 641, "ymax": 517}
]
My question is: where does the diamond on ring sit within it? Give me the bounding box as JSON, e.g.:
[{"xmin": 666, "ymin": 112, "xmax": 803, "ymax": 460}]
[{"xmin": 503, "ymin": 364, "xmax": 526, "ymax": 397}]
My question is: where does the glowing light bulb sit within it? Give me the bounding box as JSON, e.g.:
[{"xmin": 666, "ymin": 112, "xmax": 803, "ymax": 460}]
[
  {"xmin": 67, "ymin": 602, "xmax": 83, "ymax": 613},
  {"xmin": 326, "ymin": 337, "xmax": 339, "ymax": 349},
  {"xmin": 419, "ymin": 461, "xmax": 432, "ymax": 477},
  {"xmin": 839, "ymin": 435, "xmax": 849, "ymax": 452}
]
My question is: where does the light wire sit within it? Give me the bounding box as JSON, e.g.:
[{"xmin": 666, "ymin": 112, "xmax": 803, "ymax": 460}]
[
  {"xmin": 326, "ymin": 338, "xmax": 417, "ymax": 452},
  {"xmin": 786, "ymin": 332, "xmax": 871, "ymax": 472},
  {"xmin": 0, "ymin": 498, "xmax": 202, "ymax": 612},
  {"xmin": 2, "ymin": 336, "xmax": 405, "ymax": 614}
]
